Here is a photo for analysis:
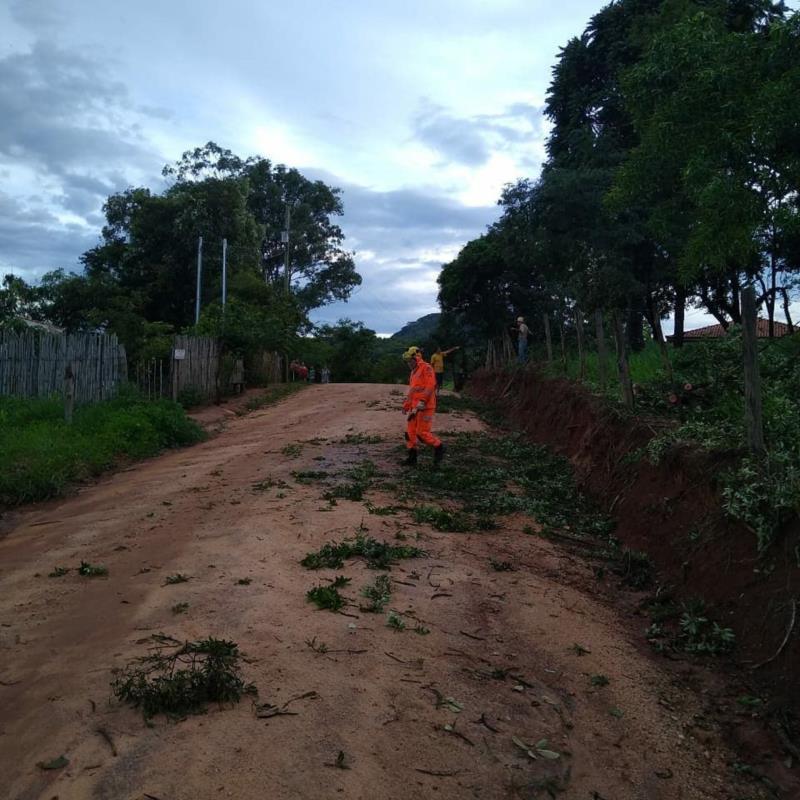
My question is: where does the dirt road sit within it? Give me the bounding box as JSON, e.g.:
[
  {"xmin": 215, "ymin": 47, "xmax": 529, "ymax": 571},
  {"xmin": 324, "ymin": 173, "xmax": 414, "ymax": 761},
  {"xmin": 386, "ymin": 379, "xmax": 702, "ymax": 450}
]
[{"xmin": 0, "ymin": 385, "xmax": 764, "ymax": 799}]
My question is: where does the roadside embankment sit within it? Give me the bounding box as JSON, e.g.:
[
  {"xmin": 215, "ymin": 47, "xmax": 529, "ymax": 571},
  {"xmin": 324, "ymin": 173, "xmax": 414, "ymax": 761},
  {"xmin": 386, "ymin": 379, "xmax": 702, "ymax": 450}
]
[{"xmin": 468, "ymin": 369, "xmax": 799, "ymax": 713}]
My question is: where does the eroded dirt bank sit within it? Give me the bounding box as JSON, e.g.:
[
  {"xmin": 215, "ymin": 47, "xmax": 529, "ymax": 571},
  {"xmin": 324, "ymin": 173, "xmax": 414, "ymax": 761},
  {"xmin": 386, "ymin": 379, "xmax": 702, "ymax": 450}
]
[
  {"xmin": 0, "ymin": 383, "xmax": 795, "ymax": 799},
  {"xmin": 469, "ymin": 372, "xmax": 799, "ymax": 751}
]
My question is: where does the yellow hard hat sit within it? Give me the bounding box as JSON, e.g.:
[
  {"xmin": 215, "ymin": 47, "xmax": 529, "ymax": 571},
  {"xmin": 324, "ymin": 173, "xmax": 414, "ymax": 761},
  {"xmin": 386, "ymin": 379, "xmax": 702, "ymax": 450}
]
[{"xmin": 402, "ymin": 345, "xmax": 422, "ymax": 361}]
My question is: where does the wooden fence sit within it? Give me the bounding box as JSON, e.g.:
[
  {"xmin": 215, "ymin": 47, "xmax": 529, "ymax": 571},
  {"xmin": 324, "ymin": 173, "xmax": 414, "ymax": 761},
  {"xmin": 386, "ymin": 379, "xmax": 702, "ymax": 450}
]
[
  {"xmin": 171, "ymin": 335, "xmax": 220, "ymax": 401},
  {"xmin": 0, "ymin": 330, "xmax": 127, "ymax": 404}
]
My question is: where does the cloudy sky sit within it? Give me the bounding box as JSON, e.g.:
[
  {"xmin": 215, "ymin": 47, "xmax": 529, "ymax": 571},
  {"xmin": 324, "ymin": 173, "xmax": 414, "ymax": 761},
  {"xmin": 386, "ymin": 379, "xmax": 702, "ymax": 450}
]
[{"xmin": 2, "ymin": 0, "xmax": 616, "ymax": 334}]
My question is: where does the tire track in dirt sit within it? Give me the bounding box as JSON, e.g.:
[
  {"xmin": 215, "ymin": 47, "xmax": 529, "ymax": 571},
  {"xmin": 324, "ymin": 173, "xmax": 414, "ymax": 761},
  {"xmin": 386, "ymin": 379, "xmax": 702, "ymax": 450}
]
[{"xmin": 0, "ymin": 384, "xmax": 770, "ymax": 799}]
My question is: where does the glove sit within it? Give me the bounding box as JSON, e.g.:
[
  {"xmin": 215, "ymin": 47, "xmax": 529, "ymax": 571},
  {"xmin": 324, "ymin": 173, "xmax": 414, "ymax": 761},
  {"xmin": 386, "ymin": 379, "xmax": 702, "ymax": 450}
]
[{"xmin": 416, "ymin": 400, "xmax": 426, "ymax": 411}]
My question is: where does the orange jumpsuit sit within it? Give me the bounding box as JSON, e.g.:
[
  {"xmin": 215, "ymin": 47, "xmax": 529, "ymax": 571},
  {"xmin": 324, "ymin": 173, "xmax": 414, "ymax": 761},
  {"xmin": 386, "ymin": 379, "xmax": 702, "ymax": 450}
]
[{"xmin": 403, "ymin": 355, "xmax": 441, "ymax": 450}]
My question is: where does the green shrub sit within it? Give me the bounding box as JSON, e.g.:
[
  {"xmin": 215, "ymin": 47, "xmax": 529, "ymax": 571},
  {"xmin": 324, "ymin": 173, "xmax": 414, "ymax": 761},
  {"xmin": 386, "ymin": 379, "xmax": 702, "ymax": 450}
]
[{"xmin": 0, "ymin": 390, "xmax": 204, "ymax": 506}]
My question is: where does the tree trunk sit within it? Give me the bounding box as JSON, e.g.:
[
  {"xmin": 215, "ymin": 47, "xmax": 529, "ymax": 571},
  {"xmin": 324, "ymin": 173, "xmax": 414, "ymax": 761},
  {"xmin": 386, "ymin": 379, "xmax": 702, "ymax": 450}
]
[
  {"xmin": 646, "ymin": 293, "xmax": 674, "ymax": 382},
  {"xmin": 613, "ymin": 311, "xmax": 635, "ymax": 409},
  {"xmin": 741, "ymin": 287, "xmax": 765, "ymax": 455},
  {"xmin": 595, "ymin": 310, "xmax": 608, "ymax": 389},
  {"xmin": 543, "ymin": 313, "xmax": 553, "ymax": 363},
  {"xmin": 574, "ymin": 308, "xmax": 586, "ymax": 381},
  {"xmin": 769, "ymin": 253, "xmax": 777, "ymax": 338},
  {"xmin": 782, "ymin": 287, "xmax": 794, "ymax": 332},
  {"xmin": 673, "ymin": 285, "xmax": 686, "ymax": 348},
  {"xmin": 559, "ymin": 323, "xmax": 567, "ymax": 374},
  {"xmin": 627, "ymin": 305, "xmax": 646, "ymax": 353}
]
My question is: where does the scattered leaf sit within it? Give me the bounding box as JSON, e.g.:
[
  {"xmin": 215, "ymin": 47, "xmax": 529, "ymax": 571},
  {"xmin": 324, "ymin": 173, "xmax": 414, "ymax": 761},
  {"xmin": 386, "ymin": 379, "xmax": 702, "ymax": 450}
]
[{"xmin": 37, "ymin": 755, "xmax": 69, "ymax": 770}]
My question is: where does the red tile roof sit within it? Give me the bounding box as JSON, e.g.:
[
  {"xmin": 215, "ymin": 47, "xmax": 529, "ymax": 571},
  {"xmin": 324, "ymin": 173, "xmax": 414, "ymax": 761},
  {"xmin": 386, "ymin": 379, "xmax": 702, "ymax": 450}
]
[{"xmin": 675, "ymin": 318, "xmax": 793, "ymax": 339}]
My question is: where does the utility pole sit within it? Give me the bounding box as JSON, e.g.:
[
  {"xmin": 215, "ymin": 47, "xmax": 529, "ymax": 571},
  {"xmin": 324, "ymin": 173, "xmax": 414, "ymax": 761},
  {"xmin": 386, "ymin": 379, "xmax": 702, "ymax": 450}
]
[
  {"xmin": 195, "ymin": 236, "xmax": 203, "ymax": 324},
  {"xmin": 282, "ymin": 203, "xmax": 291, "ymax": 293},
  {"xmin": 221, "ymin": 238, "xmax": 228, "ymax": 309}
]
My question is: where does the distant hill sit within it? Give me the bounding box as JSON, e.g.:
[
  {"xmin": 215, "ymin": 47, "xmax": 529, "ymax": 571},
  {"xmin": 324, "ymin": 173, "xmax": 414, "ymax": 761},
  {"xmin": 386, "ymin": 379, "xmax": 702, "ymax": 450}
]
[{"xmin": 390, "ymin": 313, "xmax": 440, "ymax": 342}]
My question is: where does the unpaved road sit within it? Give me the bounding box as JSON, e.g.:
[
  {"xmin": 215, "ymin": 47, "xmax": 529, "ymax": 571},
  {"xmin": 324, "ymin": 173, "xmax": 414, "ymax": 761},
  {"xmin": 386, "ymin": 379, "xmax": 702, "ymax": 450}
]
[{"xmin": 0, "ymin": 385, "xmax": 763, "ymax": 799}]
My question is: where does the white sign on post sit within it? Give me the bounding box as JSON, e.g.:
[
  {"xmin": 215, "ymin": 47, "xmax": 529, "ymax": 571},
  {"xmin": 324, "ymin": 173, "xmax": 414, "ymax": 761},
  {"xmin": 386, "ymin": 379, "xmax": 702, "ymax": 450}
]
[{"xmin": 174, "ymin": 349, "xmax": 186, "ymax": 360}]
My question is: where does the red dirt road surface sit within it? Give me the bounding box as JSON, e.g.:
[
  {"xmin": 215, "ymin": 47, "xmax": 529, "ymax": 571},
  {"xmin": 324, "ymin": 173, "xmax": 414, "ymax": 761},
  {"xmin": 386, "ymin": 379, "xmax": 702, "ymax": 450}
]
[{"xmin": 0, "ymin": 385, "xmax": 771, "ymax": 799}]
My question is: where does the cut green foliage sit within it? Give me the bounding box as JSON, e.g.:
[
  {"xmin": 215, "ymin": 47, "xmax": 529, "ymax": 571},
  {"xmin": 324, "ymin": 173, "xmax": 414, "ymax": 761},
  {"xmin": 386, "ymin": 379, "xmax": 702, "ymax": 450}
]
[
  {"xmin": 360, "ymin": 574, "xmax": 391, "ymax": 613},
  {"xmin": 292, "ymin": 470, "xmax": 328, "ymax": 484},
  {"xmin": 737, "ymin": 695, "xmax": 763, "ymax": 709},
  {"xmin": 78, "ymin": 561, "xmax": 108, "ymax": 577},
  {"xmin": 341, "ymin": 433, "xmax": 384, "ymax": 445},
  {"xmin": 678, "ymin": 601, "xmax": 736, "ymax": 655},
  {"xmin": 414, "ymin": 624, "xmax": 431, "ymax": 635},
  {"xmin": 236, "ymin": 578, "xmax": 252, "ymax": 585},
  {"xmin": 37, "ymin": 755, "xmax": 69, "ymax": 770},
  {"xmin": 164, "ymin": 573, "xmax": 190, "ymax": 585},
  {"xmin": 413, "ymin": 504, "xmax": 474, "ymax": 532},
  {"xmin": 111, "ymin": 636, "xmax": 256, "ymax": 719},
  {"xmin": 571, "ymin": 643, "xmax": 590, "ymax": 656},
  {"xmin": 490, "ymin": 559, "xmax": 515, "ymax": 572},
  {"xmin": 330, "ymin": 750, "xmax": 350, "ymax": 770},
  {"xmin": 399, "ymin": 430, "xmax": 612, "ymax": 543},
  {"xmin": 0, "ymin": 390, "xmax": 204, "ymax": 507},
  {"xmin": 590, "ymin": 674, "xmax": 609, "ymax": 687},
  {"xmin": 387, "ymin": 611, "xmax": 406, "ymax": 631},
  {"xmin": 324, "ymin": 460, "xmax": 378, "ymax": 502},
  {"xmin": 172, "ymin": 602, "xmax": 189, "ymax": 615},
  {"xmin": 301, "ymin": 533, "xmax": 424, "ymax": 571},
  {"xmin": 251, "ymin": 477, "xmax": 289, "ymax": 492},
  {"xmin": 610, "ymin": 707, "xmax": 624, "ymax": 718},
  {"xmin": 48, "ymin": 566, "xmax": 70, "ymax": 578},
  {"xmin": 307, "ymin": 584, "xmax": 345, "ymax": 612},
  {"xmin": 365, "ymin": 502, "xmax": 401, "ymax": 516},
  {"xmin": 330, "ymin": 575, "xmax": 351, "ymax": 588},
  {"xmin": 305, "ymin": 636, "xmax": 328, "ymax": 654},
  {"xmin": 281, "ymin": 443, "xmax": 303, "ymax": 457},
  {"xmin": 646, "ymin": 599, "xmax": 736, "ymax": 656},
  {"xmin": 616, "ymin": 549, "xmax": 653, "ymax": 589}
]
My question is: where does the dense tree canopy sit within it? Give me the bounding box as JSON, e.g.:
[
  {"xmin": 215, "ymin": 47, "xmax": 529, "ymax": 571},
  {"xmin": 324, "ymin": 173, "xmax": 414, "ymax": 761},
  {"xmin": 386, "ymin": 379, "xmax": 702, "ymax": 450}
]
[{"xmin": 439, "ymin": 0, "xmax": 799, "ymax": 350}]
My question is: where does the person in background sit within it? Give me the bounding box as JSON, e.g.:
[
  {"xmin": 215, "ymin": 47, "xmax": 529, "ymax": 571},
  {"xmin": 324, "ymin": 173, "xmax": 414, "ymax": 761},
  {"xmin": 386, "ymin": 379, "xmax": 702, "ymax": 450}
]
[
  {"xmin": 511, "ymin": 316, "xmax": 530, "ymax": 364},
  {"xmin": 430, "ymin": 344, "xmax": 460, "ymax": 394},
  {"xmin": 321, "ymin": 366, "xmax": 330, "ymax": 383},
  {"xmin": 308, "ymin": 366, "xmax": 316, "ymax": 383}
]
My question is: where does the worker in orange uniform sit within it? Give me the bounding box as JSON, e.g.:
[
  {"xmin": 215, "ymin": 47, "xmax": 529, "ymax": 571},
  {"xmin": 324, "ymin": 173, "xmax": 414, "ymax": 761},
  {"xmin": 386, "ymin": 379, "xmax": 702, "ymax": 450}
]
[{"xmin": 401, "ymin": 346, "xmax": 444, "ymax": 467}]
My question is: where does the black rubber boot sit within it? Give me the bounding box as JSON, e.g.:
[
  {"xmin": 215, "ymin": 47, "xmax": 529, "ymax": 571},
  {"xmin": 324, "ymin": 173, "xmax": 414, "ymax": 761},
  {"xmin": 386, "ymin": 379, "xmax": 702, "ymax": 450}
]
[
  {"xmin": 402, "ymin": 448, "xmax": 418, "ymax": 467},
  {"xmin": 433, "ymin": 443, "xmax": 445, "ymax": 466}
]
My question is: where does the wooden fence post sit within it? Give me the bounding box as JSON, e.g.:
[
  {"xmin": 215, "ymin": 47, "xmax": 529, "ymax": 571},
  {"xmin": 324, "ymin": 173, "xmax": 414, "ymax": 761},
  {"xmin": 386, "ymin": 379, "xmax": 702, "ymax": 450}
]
[
  {"xmin": 171, "ymin": 353, "xmax": 179, "ymax": 402},
  {"xmin": 741, "ymin": 287, "xmax": 766, "ymax": 455},
  {"xmin": 543, "ymin": 314, "xmax": 553, "ymax": 363},
  {"xmin": 574, "ymin": 308, "xmax": 586, "ymax": 381},
  {"xmin": 613, "ymin": 311, "xmax": 634, "ymax": 409},
  {"xmin": 595, "ymin": 309, "xmax": 608, "ymax": 389},
  {"xmin": 64, "ymin": 363, "xmax": 75, "ymax": 423}
]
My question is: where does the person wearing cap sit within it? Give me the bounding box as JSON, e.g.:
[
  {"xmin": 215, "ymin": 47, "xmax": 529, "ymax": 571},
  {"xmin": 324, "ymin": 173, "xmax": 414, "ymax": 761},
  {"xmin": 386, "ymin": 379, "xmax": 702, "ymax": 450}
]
[
  {"xmin": 511, "ymin": 316, "xmax": 530, "ymax": 364},
  {"xmin": 430, "ymin": 344, "xmax": 460, "ymax": 394},
  {"xmin": 400, "ymin": 345, "xmax": 444, "ymax": 467}
]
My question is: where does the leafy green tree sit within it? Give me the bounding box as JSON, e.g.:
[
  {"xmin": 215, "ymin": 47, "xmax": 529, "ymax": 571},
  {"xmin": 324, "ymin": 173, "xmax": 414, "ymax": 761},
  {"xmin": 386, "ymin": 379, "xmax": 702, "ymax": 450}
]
[
  {"xmin": 0, "ymin": 274, "xmax": 40, "ymax": 329},
  {"xmin": 164, "ymin": 142, "xmax": 361, "ymax": 311}
]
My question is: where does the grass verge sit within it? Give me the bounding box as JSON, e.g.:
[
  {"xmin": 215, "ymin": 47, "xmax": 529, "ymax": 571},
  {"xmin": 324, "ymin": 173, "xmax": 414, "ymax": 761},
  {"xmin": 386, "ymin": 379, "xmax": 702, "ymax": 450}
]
[{"xmin": 0, "ymin": 388, "xmax": 205, "ymax": 507}]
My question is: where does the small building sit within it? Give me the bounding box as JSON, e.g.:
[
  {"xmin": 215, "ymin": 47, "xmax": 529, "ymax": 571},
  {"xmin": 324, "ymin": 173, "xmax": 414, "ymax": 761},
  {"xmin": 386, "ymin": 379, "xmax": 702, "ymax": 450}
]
[{"xmin": 668, "ymin": 318, "xmax": 793, "ymax": 343}]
